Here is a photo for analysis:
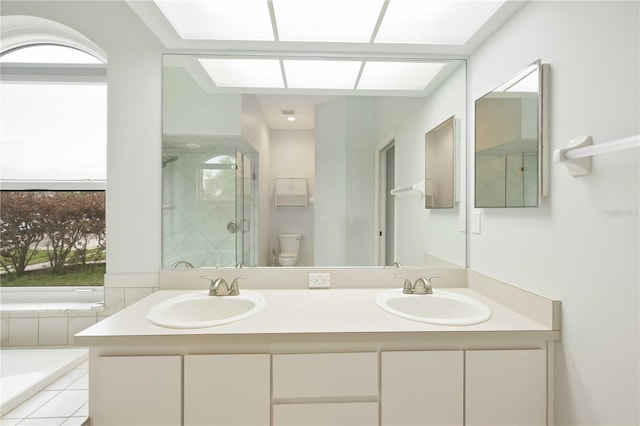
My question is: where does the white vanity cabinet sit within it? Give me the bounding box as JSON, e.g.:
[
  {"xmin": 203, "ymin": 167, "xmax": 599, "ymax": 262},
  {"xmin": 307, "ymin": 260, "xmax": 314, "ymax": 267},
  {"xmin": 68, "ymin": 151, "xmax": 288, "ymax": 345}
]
[
  {"xmin": 381, "ymin": 351, "xmax": 464, "ymax": 426},
  {"xmin": 91, "ymin": 355, "xmax": 182, "ymax": 426},
  {"xmin": 183, "ymin": 354, "xmax": 270, "ymax": 426},
  {"xmin": 465, "ymin": 349, "xmax": 547, "ymax": 425},
  {"xmin": 272, "ymin": 352, "xmax": 378, "ymax": 426}
]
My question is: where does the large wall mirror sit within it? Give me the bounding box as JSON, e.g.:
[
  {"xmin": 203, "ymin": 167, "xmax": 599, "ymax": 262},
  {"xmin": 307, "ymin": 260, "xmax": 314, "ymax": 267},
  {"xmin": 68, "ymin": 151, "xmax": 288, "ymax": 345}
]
[
  {"xmin": 162, "ymin": 54, "xmax": 467, "ymax": 269},
  {"xmin": 475, "ymin": 60, "xmax": 549, "ymax": 208}
]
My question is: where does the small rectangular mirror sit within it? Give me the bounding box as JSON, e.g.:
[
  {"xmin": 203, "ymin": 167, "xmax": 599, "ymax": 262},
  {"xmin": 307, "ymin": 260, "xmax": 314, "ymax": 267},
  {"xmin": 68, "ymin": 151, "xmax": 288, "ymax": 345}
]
[
  {"xmin": 474, "ymin": 60, "xmax": 548, "ymax": 208},
  {"xmin": 425, "ymin": 115, "xmax": 455, "ymax": 209}
]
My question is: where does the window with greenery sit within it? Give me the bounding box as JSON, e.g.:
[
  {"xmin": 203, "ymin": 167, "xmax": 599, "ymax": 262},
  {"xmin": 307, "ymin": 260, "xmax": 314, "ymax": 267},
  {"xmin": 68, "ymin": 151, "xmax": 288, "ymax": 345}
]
[{"xmin": 0, "ymin": 44, "xmax": 106, "ymax": 287}]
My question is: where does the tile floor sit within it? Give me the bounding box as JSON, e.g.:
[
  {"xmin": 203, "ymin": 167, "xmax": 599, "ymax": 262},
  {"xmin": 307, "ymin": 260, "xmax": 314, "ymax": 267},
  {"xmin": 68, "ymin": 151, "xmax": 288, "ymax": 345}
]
[{"xmin": 1, "ymin": 360, "xmax": 89, "ymax": 426}]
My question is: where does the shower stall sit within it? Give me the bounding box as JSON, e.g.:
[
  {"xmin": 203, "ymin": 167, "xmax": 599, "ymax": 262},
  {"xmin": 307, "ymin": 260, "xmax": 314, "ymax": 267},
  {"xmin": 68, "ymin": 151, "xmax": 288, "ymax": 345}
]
[{"xmin": 162, "ymin": 136, "xmax": 258, "ymax": 268}]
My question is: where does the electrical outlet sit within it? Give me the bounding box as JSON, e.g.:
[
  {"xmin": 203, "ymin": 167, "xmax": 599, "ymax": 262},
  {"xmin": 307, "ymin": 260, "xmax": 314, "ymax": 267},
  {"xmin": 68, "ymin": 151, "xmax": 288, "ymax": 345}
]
[{"xmin": 309, "ymin": 273, "xmax": 331, "ymax": 289}]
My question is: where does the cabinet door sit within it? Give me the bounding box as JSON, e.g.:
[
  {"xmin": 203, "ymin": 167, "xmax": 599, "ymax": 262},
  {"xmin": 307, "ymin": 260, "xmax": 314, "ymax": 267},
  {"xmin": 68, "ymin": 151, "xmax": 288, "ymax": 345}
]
[
  {"xmin": 466, "ymin": 349, "xmax": 546, "ymax": 426},
  {"xmin": 381, "ymin": 351, "xmax": 463, "ymax": 426},
  {"xmin": 289, "ymin": 178, "xmax": 307, "ymax": 196},
  {"xmin": 184, "ymin": 354, "xmax": 270, "ymax": 426},
  {"xmin": 91, "ymin": 355, "xmax": 181, "ymax": 426},
  {"xmin": 275, "ymin": 178, "xmax": 292, "ymax": 195},
  {"xmin": 274, "ymin": 402, "xmax": 378, "ymax": 426}
]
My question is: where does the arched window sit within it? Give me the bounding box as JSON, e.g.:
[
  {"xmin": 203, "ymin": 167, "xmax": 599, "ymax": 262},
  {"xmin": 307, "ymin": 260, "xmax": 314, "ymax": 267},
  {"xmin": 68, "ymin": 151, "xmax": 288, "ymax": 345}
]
[
  {"xmin": 0, "ymin": 35, "xmax": 107, "ymax": 286},
  {"xmin": 201, "ymin": 154, "xmax": 236, "ymax": 201}
]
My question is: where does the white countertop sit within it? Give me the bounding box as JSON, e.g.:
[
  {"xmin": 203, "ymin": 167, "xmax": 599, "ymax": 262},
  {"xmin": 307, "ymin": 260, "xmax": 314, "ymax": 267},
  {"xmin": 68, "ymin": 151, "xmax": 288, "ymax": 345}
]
[{"xmin": 75, "ymin": 288, "xmax": 559, "ymax": 346}]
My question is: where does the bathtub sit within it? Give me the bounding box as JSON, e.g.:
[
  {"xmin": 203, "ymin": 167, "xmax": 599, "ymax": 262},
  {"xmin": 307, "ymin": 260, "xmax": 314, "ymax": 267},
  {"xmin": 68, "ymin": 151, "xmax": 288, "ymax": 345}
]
[{"xmin": 0, "ymin": 348, "xmax": 88, "ymax": 415}]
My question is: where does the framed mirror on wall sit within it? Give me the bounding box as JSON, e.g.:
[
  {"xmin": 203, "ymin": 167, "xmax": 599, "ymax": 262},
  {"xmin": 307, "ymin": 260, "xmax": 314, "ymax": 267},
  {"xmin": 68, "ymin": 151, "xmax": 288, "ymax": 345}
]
[
  {"xmin": 425, "ymin": 115, "xmax": 456, "ymax": 209},
  {"xmin": 162, "ymin": 54, "xmax": 468, "ymax": 268},
  {"xmin": 474, "ymin": 60, "xmax": 549, "ymax": 208}
]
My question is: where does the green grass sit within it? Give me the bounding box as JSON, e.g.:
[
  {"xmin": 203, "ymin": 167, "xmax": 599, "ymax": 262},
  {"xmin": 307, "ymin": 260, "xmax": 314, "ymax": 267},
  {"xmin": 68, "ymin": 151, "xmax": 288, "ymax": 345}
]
[{"xmin": 0, "ymin": 264, "xmax": 105, "ymax": 287}]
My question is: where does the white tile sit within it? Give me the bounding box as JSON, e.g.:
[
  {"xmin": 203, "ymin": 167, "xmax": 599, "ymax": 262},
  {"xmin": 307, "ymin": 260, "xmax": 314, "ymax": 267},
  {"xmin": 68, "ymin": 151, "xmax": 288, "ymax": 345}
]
[
  {"xmin": 71, "ymin": 403, "xmax": 88, "ymax": 417},
  {"xmin": 68, "ymin": 309, "xmax": 97, "ymax": 318},
  {"xmin": 0, "ymin": 418, "xmax": 21, "ymax": 425},
  {"xmin": 38, "ymin": 310, "xmax": 68, "ymax": 318},
  {"xmin": 101, "ymin": 288, "xmax": 124, "ymax": 315},
  {"xmin": 62, "ymin": 417, "xmax": 88, "ymax": 426},
  {"xmin": 18, "ymin": 418, "xmax": 67, "ymax": 425},
  {"xmin": 2, "ymin": 391, "xmax": 59, "ymax": 419},
  {"xmin": 76, "ymin": 360, "xmax": 88, "ymax": 369},
  {"xmin": 8, "ymin": 311, "xmax": 38, "ymax": 319},
  {"xmin": 67, "ymin": 317, "xmax": 96, "ymax": 344},
  {"xmin": 1, "ymin": 317, "xmax": 9, "ymax": 346},
  {"xmin": 66, "ymin": 372, "xmax": 88, "ymax": 390},
  {"xmin": 38, "ymin": 318, "xmax": 68, "ymax": 346},
  {"xmin": 29, "ymin": 390, "xmax": 88, "ymax": 419},
  {"xmin": 44, "ymin": 369, "xmax": 86, "ymax": 391},
  {"xmin": 8, "ymin": 318, "xmax": 38, "ymax": 346}
]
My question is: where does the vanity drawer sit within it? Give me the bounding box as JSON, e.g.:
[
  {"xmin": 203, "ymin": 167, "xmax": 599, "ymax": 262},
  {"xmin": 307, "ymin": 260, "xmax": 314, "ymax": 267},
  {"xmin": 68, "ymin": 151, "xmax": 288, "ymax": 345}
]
[
  {"xmin": 273, "ymin": 402, "xmax": 378, "ymax": 426},
  {"xmin": 272, "ymin": 352, "xmax": 378, "ymax": 398}
]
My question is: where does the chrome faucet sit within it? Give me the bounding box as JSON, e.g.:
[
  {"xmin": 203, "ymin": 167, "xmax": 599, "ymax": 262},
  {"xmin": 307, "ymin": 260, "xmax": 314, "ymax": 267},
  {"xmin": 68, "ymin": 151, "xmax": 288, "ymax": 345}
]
[
  {"xmin": 397, "ymin": 274, "xmax": 439, "ymax": 294},
  {"xmin": 395, "ymin": 274, "xmax": 414, "ymax": 294},
  {"xmin": 200, "ymin": 275, "xmax": 247, "ymax": 296},
  {"xmin": 412, "ymin": 274, "xmax": 439, "ymax": 294},
  {"xmin": 171, "ymin": 260, "xmax": 194, "ymax": 269}
]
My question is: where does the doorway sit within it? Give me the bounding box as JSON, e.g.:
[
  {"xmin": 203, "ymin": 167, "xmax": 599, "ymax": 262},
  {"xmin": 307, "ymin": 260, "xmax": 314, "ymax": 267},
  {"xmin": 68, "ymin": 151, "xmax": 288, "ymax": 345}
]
[{"xmin": 376, "ymin": 139, "xmax": 396, "ymax": 266}]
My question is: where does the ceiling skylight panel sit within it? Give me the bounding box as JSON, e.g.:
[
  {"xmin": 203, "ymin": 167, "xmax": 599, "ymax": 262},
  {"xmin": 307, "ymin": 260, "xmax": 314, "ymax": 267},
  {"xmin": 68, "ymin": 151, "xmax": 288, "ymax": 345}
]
[
  {"xmin": 272, "ymin": 0, "xmax": 385, "ymax": 42},
  {"xmin": 375, "ymin": 0, "xmax": 505, "ymax": 45},
  {"xmin": 283, "ymin": 60, "xmax": 361, "ymax": 89},
  {"xmin": 358, "ymin": 61, "xmax": 446, "ymax": 91},
  {"xmin": 154, "ymin": 0, "xmax": 274, "ymax": 41},
  {"xmin": 199, "ymin": 58, "xmax": 284, "ymax": 88}
]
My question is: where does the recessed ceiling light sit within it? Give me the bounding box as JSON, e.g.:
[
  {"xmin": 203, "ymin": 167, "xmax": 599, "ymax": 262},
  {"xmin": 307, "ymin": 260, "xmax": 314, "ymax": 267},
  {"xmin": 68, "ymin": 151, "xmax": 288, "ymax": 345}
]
[
  {"xmin": 358, "ymin": 61, "xmax": 446, "ymax": 91},
  {"xmin": 282, "ymin": 109, "xmax": 297, "ymax": 121},
  {"xmin": 375, "ymin": 0, "xmax": 505, "ymax": 45},
  {"xmin": 284, "ymin": 60, "xmax": 362, "ymax": 89},
  {"xmin": 198, "ymin": 58, "xmax": 284, "ymax": 88},
  {"xmin": 272, "ymin": 0, "xmax": 385, "ymax": 42},
  {"xmin": 153, "ymin": 0, "xmax": 274, "ymax": 41}
]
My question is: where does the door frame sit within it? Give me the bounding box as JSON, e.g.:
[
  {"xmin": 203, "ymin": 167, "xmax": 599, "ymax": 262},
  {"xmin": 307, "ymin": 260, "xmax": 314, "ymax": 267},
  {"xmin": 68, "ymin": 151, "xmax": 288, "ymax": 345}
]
[{"xmin": 374, "ymin": 130, "xmax": 396, "ymax": 266}]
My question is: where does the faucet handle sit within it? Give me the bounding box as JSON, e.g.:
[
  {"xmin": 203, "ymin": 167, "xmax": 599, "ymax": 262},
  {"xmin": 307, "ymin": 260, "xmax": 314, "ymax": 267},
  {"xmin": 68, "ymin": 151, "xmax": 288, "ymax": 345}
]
[
  {"xmin": 413, "ymin": 274, "xmax": 439, "ymax": 294},
  {"xmin": 395, "ymin": 274, "xmax": 413, "ymax": 294},
  {"xmin": 229, "ymin": 275, "xmax": 248, "ymax": 296},
  {"xmin": 425, "ymin": 274, "xmax": 440, "ymax": 285},
  {"xmin": 202, "ymin": 275, "xmax": 229, "ymax": 296}
]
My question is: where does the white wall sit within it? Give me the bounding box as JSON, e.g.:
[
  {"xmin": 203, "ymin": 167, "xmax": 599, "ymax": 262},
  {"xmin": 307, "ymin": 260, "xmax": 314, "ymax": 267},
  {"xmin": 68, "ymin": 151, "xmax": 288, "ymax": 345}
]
[
  {"xmin": 345, "ymin": 97, "xmax": 377, "ymax": 265},
  {"xmin": 468, "ymin": 2, "xmax": 639, "ymax": 424},
  {"xmin": 376, "ymin": 63, "xmax": 467, "ymax": 267},
  {"xmin": 315, "ymin": 97, "xmax": 378, "ymax": 266},
  {"xmin": 315, "ymin": 98, "xmax": 348, "ymax": 265},
  {"xmin": 241, "ymin": 95, "xmax": 271, "ymax": 266},
  {"xmin": 269, "ymin": 130, "xmax": 315, "ymax": 266},
  {"xmin": 164, "ymin": 67, "xmax": 242, "ymax": 136}
]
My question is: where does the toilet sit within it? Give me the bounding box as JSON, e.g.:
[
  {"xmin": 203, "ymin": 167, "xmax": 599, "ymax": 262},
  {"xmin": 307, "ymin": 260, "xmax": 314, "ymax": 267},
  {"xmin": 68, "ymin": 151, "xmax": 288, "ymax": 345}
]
[{"xmin": 278, "ymin": 233, "xmax": 302, "ymax": 266}]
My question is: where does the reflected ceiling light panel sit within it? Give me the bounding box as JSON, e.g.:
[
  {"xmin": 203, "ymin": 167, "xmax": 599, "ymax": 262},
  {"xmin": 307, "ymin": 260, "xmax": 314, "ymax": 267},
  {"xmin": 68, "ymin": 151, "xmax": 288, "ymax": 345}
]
[
  {"xmin": 284, "ymin": 60, "xmax": 361, "ymax": 89},
  {"xmin": 199, "ymin": 58, "xmax": 284, "ymax": 88},
  {"xmin": 153, "ymin": 0, "xmax": 274, "ymax": 41},
  {"xmin": 272, "ymin": 0, "xmax": 385, "ymax": 42},
  {"xmin": 375, "ymin": 0, "xmax": 505, "ymax": 45},
  {"xmin": 358, "ymin": 61, "xmax": 446, "ymax": 91}
]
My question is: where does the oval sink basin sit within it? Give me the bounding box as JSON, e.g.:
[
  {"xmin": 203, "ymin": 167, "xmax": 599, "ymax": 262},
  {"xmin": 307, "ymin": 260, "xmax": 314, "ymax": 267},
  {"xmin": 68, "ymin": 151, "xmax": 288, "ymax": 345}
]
[
  {"xmin": 148, "ymin": 290, "xmax": 265, "ymax": 329},
  {"xmin": 376, "ymin": 289, "xmax": 491, "ymax": 326}
]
